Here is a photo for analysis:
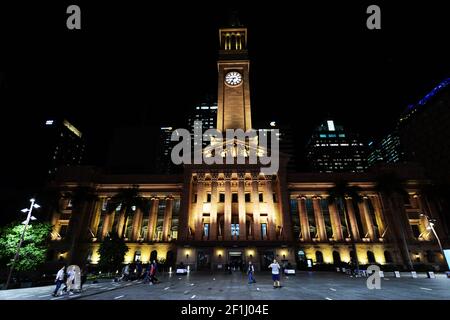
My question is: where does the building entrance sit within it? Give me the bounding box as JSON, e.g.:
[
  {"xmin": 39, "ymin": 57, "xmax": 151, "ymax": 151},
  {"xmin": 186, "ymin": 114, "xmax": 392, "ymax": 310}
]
[{"xmin": 228, "ymin": 251, "xmax": 243, "ymax": 271}]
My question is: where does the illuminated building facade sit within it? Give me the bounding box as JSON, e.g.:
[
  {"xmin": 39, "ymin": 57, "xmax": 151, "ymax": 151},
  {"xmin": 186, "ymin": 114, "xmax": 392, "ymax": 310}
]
[{"xmin": 47, "ymin": 23, "xmax": 448, "ymax": 272}]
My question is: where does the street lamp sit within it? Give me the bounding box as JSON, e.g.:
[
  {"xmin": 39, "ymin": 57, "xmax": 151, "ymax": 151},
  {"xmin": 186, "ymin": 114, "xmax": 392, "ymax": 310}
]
[
  {"xmin": 4, "ymin": 198, "xmax": 39, "ymax": 290},
  {"xmin": 420, "ymin": 213, "xmax": 449, "ymax": 271}
]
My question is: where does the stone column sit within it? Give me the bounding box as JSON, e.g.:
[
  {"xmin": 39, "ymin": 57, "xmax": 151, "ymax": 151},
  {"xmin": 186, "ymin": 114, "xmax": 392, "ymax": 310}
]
[
  {"xmin": 362, "ymin": 196, "xmax": 375, "ymax": 240},
  {"xmin": 178, "ymin": 172, "xmax": 193, "ymax": 241},
  {"xmin": 251, "ymin": 172, "xmax": 261, "ymax": 241},
  {"xmin": 162, "ymin": 197, "xmax": 174, "ymax": 241},
  {"xmin": 147, "ymin": 197, "xmax": 159, "ymax": 242},
  {"xmin": 131, "ymin": 206, "xmax": 143, "ymax": 241},
  {"xmin": 297, "ymin": 196, "xmax": 310, "ymax": 241},
  {"xmin": 313, "ymin": 196, "xmax": 327, "ymax": 241},
  {"xmin": 116, "ymin": 208, "xmax": 127, "ymax": 238},
  {"xmin": 237, "ymin": 172, "xmax": 247, "ymax": 240},
  {"xmin": 224, "ymin": 172, "xmax": 232, "ymax": 241},
  {"xmin": 89, "ymin": 199, "xmax": 102, "ymax": 239},
  {"xmin": 371, "ymin": 195, "xmax": 386, "ymax": 239},
  {"xmin": 264, "ymin": 175, "xmax": 277, "ymax": 240},
  {"xmin": 195, "ymin": 173, "xmax": 206, "ymax": 241},
  {"xmin": 345, "ymin": 197, "xmax": 360, "ymax": 241},
  {"xmin": 210, "ymin": 172, "xmax": 219, "ymax": 241},
  {"xmin": 101, "ymin": 211, "xmax": 113, "ymax": 240},
  {"xmin": 328, "ymin": 201, "xmax": 343, "ymax": 241}
]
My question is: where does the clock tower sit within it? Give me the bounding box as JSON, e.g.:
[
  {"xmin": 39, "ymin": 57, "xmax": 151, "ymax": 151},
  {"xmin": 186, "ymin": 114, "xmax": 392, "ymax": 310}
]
[{"xmin": 216, "ymin": 20, "xmax": 252, "ymax": 132}]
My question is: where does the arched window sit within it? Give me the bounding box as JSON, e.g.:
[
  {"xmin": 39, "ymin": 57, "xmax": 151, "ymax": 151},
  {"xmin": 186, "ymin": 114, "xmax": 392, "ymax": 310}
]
[
  {"xmin": 166, "ymin": 251, "xmax": 175, "ymax": 267},
  {"xmin": 333, "ymin": 251, "xmax": 341, "ymax": 265},
  {"xmin": 150, "ymin": 250, "xmax": 158, "ymax": 263},
  {"xmin": 426, "ymin": 250, "xmax": 435, "ymax": 263},
  {"xmin": 367, "ymin": 251, "xmax": 376, "ymax": 263},
  {"xmin": 384, "ymin": 251, "xmax": 393, "ymax": 263},
  {"xmin": 297, "ymin": 250, "xmax": 306, "ymax": 262},
  {"xmin": 315, "ymin": 251, "xmax": 324, "ymax": 264}
]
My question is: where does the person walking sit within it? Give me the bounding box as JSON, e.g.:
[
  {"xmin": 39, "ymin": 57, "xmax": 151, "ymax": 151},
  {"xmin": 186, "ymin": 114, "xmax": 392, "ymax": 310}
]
[
  {"xmin": 247, "ymin": 261, "xmax": 256, "ymax": 284},
  {"xmin": 143, "ymin": 263, "xmax": 151, "ymax": 284},
  {"xmin": 65, "ymin": 266, "xmax": 76, "ymax": 295},
  {"xmin": 149, "ymin": 260, "xmax": 159, "ymax": 285},
  {"xmin": 269, "ymin": 259, "xmax": 281, "ymax": 288},
  {"xmin": 52, "ymin": 266, "xmax": 66, "ymax": 297}
]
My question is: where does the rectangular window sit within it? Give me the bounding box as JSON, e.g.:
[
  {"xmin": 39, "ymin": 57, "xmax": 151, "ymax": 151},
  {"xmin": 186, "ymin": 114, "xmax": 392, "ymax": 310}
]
[
  {"xmin": 232, "ymin": 193, "xmax": 238, "ymax": 203},
  {"xmin": 306, "ymin": 198, "xmax": 316, "ymax": 238},
  {"xmin": 245, "ymin": 193, "xmax": 251, "ymax": 202},
  {"xmin": 273, "ymin": 193, "xmax": 278, "ymax": 203},
  {"xmin": 203, "ymin": 223, "xmax": 210, "ymax": 239},
  {"xmin": 102, "ymin": 198, "xmax": 108, "ymax": 211},
  {"xmin": 261, "ymin": 223, "xmax": 267, "ymax": 238},
  {"xmin": 320, "ymin": 199, "xmax": 333, "ymax": 238},
  {"xmin": 411, "ymin": 224, "xmax": 421, "ymax": 238},
  {"xmin": 170, "ymin": 199, "xmax": 180, "ymax": 240},
  {"xmin": 259, "ymin": 193, "xmax": 264, "ymax": 202},
  {"xmin": 59, "ymin": 225, "xmax": 68, "ymax": 238},
  {"xmin": 155, "ymin": 199, "xmax": 166, "ymax": 241},
  {"xmin": 231, "ymin": 223, "xmax": 240, "ymax": 236},
  {"xmin": 290, "ymin": 199, "xmax": 300, "ymax": 239},
  {"xmin": 219, "ymin": 193, "xmax": 225, "ymax": 202},
  {"xmin": 206, "ymin": 193, "xmax": 211, "ymax": 202}
]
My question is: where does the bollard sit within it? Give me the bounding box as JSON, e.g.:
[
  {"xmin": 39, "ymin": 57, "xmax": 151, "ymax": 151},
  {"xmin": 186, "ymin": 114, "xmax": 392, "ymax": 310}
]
[
  {"xmin": 427, "ymin": 271, "xmax": 436, "ymax": 279},
  {"xmin": 379, "ymin": 271, "xmax": 384, "ymax": 278},
  {"xmin": 411, "ymin": 271, "xmax": 417, "ymax": 278},
  {"xmin": 394, "ymin": 271, "xmax": 401, "ymax": 278}
]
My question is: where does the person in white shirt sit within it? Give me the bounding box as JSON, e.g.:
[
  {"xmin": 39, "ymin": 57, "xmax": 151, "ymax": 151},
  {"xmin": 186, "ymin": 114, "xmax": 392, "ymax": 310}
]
[
  {"xmin": 66, "ymin": 266, "xmax": 76, "ymax": 294},
  {"xmin": 52, "ymin": 266, "xmax": 66, "ymax": 297},
  {"xmin": 269, "ymin": 259, "xmax": 281, "ymax": 288}
]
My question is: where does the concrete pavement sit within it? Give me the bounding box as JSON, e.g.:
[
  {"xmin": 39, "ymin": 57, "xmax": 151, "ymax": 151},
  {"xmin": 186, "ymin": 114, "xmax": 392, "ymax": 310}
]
[{"xmin": 0, "ymin": 271, "xmax": 449, "ymax": 300}]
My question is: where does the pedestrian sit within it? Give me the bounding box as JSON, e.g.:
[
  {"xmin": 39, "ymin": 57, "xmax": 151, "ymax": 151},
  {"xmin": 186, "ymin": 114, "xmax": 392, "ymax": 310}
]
[
  {"xmin": 247, "ymin": 261, "xmax": 256, "ymax": 284},
  {"xmin": 269, "ymin": 259, "xmax": 281, "ymax": 288},
  {"xmin": 52, "ymin": 266, "xmax": 66, "ymax": 297},
  {"xmin": 120, "ymin": 264, "xmax": 130, "ymax": 281},
  {"xmin": 149, "ymin": 260, "xmax": 159, "ymax": 284},
  {"xmin": 143, "ymin": 263, "xmax": 151, "ymax": 283},
  {"xmin": 65, "ymin": 266, "xmax": 76, "ymax": 295}
]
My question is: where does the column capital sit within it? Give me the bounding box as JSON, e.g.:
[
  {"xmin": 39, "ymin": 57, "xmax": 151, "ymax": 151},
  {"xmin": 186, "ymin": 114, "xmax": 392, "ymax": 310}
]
[
  {"xmin": 312, "ymin": 195, "xmax": 322, "ymax": 200},
  {"xmin": 197, "ymin": 172, "xmax": 206, "ymax": 182},
  {"xmin": 250, "ymin": 171, "xmax": 260, "ymax": 180},
  {"xmin": 264, "ymin": 174, "xmax": 274, "ymax": 181},
  {"xmin": 237, "ymin": 172, "xmax": 246, "ymax": 181},
  {"xmin": 297, "ymin": 195, "xmax": 306, "ymax": 200},
  {"xmin": 224, "ymin": 172, "xmax": 233, "ymax": 180},
  {"xmin": 210, "ymin": 171, "xmax": 219, "ymax": 181}
]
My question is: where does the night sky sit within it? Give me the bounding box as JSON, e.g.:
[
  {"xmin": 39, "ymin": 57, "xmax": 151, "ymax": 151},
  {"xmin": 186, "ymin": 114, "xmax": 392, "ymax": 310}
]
[{"xmin": 0, "ymin": 1, "xmax": 449, "ymax": 223}]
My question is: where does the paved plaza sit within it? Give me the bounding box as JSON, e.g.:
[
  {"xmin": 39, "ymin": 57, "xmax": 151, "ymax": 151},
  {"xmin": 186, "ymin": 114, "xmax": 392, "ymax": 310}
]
[{"xmin": 0, "ymin": 271, "xmax": 449, "ymax": 300}]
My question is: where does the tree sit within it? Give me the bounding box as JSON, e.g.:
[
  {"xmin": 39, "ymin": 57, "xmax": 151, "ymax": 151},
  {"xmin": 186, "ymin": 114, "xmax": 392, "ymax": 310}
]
[
  {"xmin": 327, "ymin": 180, "xmax": 362, "ymax": 273},
  {"xmin": 375, "ymin": 172, "xmax": 414, "ymax": 271},
  {"xmin": 107, "ymin": 185, "xmax": 147, "ymax": 239},
  {"xmin": 0, "ymin": 222, "xmax": 52, "ymax": 277},
  {"xmin": 97, "ymin": 232, "xmax": 129, "ymax": 273}
]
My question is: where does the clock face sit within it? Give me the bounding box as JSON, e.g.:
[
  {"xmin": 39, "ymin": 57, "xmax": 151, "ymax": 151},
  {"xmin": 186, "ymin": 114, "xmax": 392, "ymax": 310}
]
[{"xmin": 225, "ymin": 71, "xmax": 243, "ymax": 86}]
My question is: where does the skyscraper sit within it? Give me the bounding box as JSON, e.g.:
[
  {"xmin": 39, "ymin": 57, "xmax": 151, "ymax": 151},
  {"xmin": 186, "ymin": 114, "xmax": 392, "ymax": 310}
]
[
  {"xmin": 306, "ymin": 120, "xmax": 367, "ymax": 173},
  {"xmin": 367, "ymin": 132, "xmax": 404, "ymax": 167},
  {"xmin": 398, "ymin": 78, "xmax": 450, "ymax": 183},
  {"xmin": 187, "ymin": 98, "xmax": 218, "ymax": 149},
  {"xmin": 43, "ymin": 118, "xmax": 85, "ymax": 179}
]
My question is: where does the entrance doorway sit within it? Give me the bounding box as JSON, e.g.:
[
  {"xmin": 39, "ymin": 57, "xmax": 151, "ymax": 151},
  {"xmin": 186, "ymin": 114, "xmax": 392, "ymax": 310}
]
[
  {"xmin": 228, "ymin": 251, "xmax": 243, "ymax": 271},
  {"xmin": 261, "ymin": 251, "xmax": 275, "ymax": 270}
]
